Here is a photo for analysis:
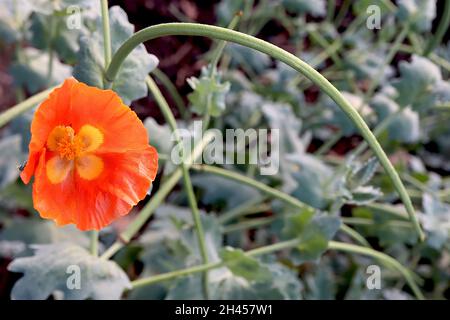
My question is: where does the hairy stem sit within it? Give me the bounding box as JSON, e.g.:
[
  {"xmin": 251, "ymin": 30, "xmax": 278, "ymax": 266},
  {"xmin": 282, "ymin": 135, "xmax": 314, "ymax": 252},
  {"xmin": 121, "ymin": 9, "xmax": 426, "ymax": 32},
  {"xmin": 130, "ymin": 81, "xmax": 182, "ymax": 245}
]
[
  {"xmin": 203, "ymin": 13, "xmax": 241, "ymax": 131},
  {"xmin": 210, "ymin": 12, "xmax": 241, "ymax": 69},
  {"xmin": 0, "ymin": 87, "xmax": 54, "ymax": 128},
  {"xmin": 46, "ymin": 13, "xmax": 56, "ymax": 85},
  {"xmin": 192, "ymin": 164, "xmax": 310, "ymax": 210},
  {"xmin": 219, "ymin": 195, "xmax": 268, "ymax": 224},
  {"xmin": 424, "ymin": 0, "xmax": 450, "ymax": 56},
  {"xmin": 151, "ymin": 68, "xmax": 188, "ymax": 120},
  {"xmin": 130, "ymin": 240, "xmax": 423, "ymax": 300},
  {"xmin": 328, "ymin": 241, "xmax": 424, "ymax": 300},
  {"xmin": 146, "ymin": 75, "xmax": 210, "ymax": 298},
  {"xmin": 104, "ymin": 23, "xmax": 424, "ymax": 240},
  {"xmin": 131, "ymin": 238, "xmax": 300, "ymax": 290},
  {"xmin": 192, "ymin": 164, "xmax": 369, "ymax": 246},
  {"xmin": 339, "ymin": 224, "xmax": 371, "ymax": 247},
  {"xmin": 363, "ymin": 22, "xmax": 410, "ymax": 104},
  {"xmin": 90, "ymin": 230, "xmax": 99, "ymax": 256},
  {"xmin": 100, "ymin": 0, "xmax": 112, "ymax": 68}
]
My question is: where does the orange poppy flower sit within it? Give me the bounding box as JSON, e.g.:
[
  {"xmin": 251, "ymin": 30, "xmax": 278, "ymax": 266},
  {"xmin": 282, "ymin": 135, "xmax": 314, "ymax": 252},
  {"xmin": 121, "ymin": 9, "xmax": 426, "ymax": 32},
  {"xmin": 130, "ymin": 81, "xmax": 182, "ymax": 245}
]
[{"xmin": 20, "ymin": 78, "xmax": 158, "ymax": 231}]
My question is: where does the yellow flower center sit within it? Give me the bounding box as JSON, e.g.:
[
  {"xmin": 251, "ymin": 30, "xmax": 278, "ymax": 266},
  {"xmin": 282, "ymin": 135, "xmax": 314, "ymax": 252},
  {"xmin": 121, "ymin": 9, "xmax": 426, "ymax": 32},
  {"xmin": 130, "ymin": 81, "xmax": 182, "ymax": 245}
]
[{"xmin": 46, "ymin": 125, "xmax": 104, "ymax": 183}]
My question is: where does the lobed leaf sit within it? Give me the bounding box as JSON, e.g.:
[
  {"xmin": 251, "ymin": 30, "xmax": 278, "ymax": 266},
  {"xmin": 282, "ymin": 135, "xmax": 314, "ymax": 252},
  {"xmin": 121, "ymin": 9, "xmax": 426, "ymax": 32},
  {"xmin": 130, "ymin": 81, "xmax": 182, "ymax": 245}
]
[
  {"xmin": 283, "ymin": 210, "xmax": 341, "ymax": 264},
  {"xmin": 8, "ymin": 243, "xmax": 131, "ymax": 300},
  {"xmin": 220, "ymin": 246, "xmax": 271, "ymax": 281},
  {"xmin": 73, "ymin": 6, "xmax": 158, "ymax": 104}
]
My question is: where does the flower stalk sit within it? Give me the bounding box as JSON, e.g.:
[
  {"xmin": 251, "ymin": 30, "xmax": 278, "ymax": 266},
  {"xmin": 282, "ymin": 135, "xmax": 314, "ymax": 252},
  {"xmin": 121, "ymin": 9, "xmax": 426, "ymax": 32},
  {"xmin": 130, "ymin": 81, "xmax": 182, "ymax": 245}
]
[
  {"xmin": 130, "ymin": 239, "xmax": 424, "ymax": 300},
  {"xmin": 146, "ymin": 75, "xmax": 210, "ymax": 298},
  {"xmin": 104, "ymin": 22, "xmax": 425, "ymax": 241}
]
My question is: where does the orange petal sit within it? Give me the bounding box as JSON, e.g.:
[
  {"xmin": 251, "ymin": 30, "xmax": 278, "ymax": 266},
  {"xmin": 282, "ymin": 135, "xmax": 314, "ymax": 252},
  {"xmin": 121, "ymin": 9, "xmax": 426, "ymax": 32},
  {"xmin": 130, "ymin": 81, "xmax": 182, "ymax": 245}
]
[
  {"xmin": 71, "ymin": 185, "xmax": 133, "ymax": 231},
  {"xmin": 76, "ymin": 124, "xmax": 104, "ymax": 153},
  {"xmin": 33, "ymin": 149, "xmax": 77, "ymax": 226},
  {"xmin": 32, "ymin": 146, "xmax": 158, "ymax": 230},
  {"xmin": 67, "ymin": 81, "xmax": 151, "ymax": 153},
  {"xmin": 75, "ymin": 154, "xmax": 104, "ymax": 180},
  {"xmin": 95, "ymin": 146, "xmax": 159, "ymax": 205},
  {"xmin": 46, "ymin": 156, "xmax": 73, "ymax": 184},
  {"xmin": 21, "ymin": 78, "xmax": 77, "ymax": 184},
  {"xmin": 33, "ymin": 149, "xmax": 133, "ymax": 230}
]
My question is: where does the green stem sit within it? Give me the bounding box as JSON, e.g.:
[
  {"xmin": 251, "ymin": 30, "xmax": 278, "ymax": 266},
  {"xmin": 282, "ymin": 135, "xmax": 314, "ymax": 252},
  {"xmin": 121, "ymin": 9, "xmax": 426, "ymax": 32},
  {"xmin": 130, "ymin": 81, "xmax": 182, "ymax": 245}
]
[
  {"xmin": 151, "ymin": 68, "xmax": 189, "ymax": 121},
  {"xmin": 435, "ymin": 102, "xmax": 450, "ymax": 110},
  {"xmin": 222, "ymin": 213, "xmax": 373, "ymax": 252},
  {"xmin": 326, "ymin": 0, "xmax": 335, "ymax": 22},
  {"xmin": 308, "ymin": 29, "xmax": 343, "ymax": 68},
  {"xmin": 363, "ymin": 23, "xmax": 410, "ymax": 104},
  {"xmin": 92, "ymin": 1, "xmax": 111, "ymax": 257},
  {"xmin": 290, "ymin": 14, "xmax": 366, "ymax": 88},
  {"xmin": 334, "ymin": 0, "xmax": 351, "ymax": 26},
  {"xmin": 90, "ymin": 230, "xmax": 99, "ymax": 256},
  {"xmin": 100, "ymin": 0, "xmax": 112, "ymax": 68},
  {"xmin": 104, "ymin": 22, "xmax": 424, "ymax": 241},
  {"xmin": 424, "ymin": 0, "xmax": 450, "ymax": 57},
  {"xmin": 382, "ymin": 0, "xmax": 397, "ymax": 12},
  {"xmin": 0, "ymin": 87, "xmax": 54, "ymax": 128},
  {"xmin": 144, "ymin": 76, "xmax": 210, "ymax": 298},
  {"xmin": 339, "ymin": 224, "xmax": 371, "ymax": 247},
  {"xmin": 192, "ymin": 164, "xmax": 310, "ymax": 211},
  {"xmin": 407, "ymin": 32, "xmax": 423, "ymax": 54},
  {"xmin": 192, "ymin": 164, "xmax": 407, "ymax": 227},
  {"xmin": 180, "ymin": 164, "xmax": 210, "ymax": 299},
  {"xmin": 350, "ymin": 107, "xmax": 404, "ymax": 158},
  {"xmin": 365, "ymin": 202, "xmax": 409, "ymax": 219},
  {"xmin": 203, "ymin": 13, "xmax": 241, "ymax": 132},
  {"xmin": 219, "ymin": 195, "xmax": 268, "ymax": 224},
  {"xmin": 401, "ymin": 172, "xmax": 438, "ymax": 198},
  {"xmin": 192, "ymin": 164, "xmax": 368, "ymax": 246},
  {"xmin": 222, "ymin": 216, "xmax": 276, "ymax": 234},
  {"xmin": 130, "ymin": 240, "xmax": 423, "ymax": 300},
  {"xmin": 100, "ymin": 131, "xmax": 214, "ymax": 260},
  {"xmin": 131, "ymin": 261, "xmax": 222, "ymax": 290},
  {"xmin": 46, "ymin": 14, "xmax": 56, "ymax": 86},
  {"xmin": 314, "ymin": 131, "xmax": 342, "ymax": 156},
  {"xmin": 131, "ymin": 238, "xmax": 300, "ymax": 290},
  {"xmin": 342, "ymin": 217, "xmax": 412, "ymax": 228},
  {"xmin": 328, "ymin": 241, "xmax": 424, "ymax": 300},
  {"xmin": 210, "ymin": 12, "xmax": 241, "ymax": 69}
]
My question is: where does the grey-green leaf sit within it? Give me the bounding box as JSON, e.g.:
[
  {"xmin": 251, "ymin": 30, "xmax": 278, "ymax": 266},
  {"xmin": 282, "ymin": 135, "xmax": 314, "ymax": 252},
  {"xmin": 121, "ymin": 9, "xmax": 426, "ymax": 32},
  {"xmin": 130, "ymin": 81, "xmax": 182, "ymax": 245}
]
[
  {"xmin": 8, "ymin": 243, "xmax": 131, "ymax": 300},
  {"xmin": 220, "ymin": 247, "xmax": 271, "ymax": 281},
  {"xmin": 0, "ymin": 219, "xmax": 89, "ymax": 257},
  {"xmin": 397, "ymin": 0, "xmax": 436, "ymax": 32},
  {"xmin": 187, "ymin": 65, "xmax": 230, "ymax": 117},
  {"xmin": 347, "ymin": 157, "xmax": 379, "ymax": 190},
  {"xmin": 0, "ymin": 134, "xmax": 23, "ymax": 189},
  {"xmin": 73, "ymin": 6, "xmax": 158, "ymax": 104},
  {"xmin": 347, "ymin": 186, "xmax": 383, "ymax": 205},
  {"xmin": 283, "ymin": 0, "xmax": 326, "ymax": 17},
  {"xmin": 10, "ymin": 47, "xmax": 72, "ymax": 94},
  {"xmin": 392, "ymin": 55, "xmax": 442, "ymax": 109},
  {"xmin": 283, "ymin": 210, "xmax": 341, "ymax": 264},
  {"xmin": 420, "ymin": 194, "xmax": 450, "ymax": 250}
]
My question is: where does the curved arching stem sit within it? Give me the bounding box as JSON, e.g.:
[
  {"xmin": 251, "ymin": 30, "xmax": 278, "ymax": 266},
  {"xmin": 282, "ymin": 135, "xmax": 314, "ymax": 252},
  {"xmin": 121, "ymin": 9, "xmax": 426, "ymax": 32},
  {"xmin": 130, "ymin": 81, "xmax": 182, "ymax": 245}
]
[
  {"xmin": 105, "ymin": 23, "xmax": 425, "ymax": 241},
  {"xmin": 424, "ymin": 0, "xmax": 450, "ymax": 56}
]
